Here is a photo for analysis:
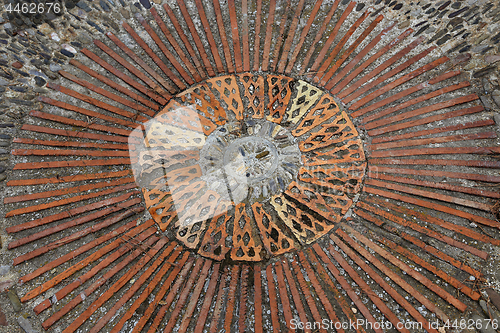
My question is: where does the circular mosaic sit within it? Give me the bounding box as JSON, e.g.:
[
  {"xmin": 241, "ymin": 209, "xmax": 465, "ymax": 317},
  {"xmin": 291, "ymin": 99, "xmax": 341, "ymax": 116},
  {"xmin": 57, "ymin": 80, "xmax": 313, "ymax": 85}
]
[{"xmin": 130, "ymin": 73, "xmax": 366, "ymax": 262}]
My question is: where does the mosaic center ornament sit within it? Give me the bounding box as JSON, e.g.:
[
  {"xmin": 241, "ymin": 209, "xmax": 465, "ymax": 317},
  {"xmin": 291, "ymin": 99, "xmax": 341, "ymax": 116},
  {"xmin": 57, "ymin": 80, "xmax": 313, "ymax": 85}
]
[
  {"xmin": 130, "ymin": 74, "xmax": 367, "ymax": 262},
  {"xmin": 200, "ymin": 119, "xmax": 301, "ymax": 204}
]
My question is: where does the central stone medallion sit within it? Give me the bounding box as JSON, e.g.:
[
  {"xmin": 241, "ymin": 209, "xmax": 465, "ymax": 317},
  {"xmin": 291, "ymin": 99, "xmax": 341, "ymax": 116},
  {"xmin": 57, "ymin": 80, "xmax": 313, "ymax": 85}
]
[
  {"xmin": 199, "ymin": 119, "xmax": 301, "ymax": 205},
  {"xmin": 223, "ymin": 136, "xmax": 279, "ymax": 183},
  {"xmin": 130, "ymin": 74, "xmax": 367, "ymax": 262}
]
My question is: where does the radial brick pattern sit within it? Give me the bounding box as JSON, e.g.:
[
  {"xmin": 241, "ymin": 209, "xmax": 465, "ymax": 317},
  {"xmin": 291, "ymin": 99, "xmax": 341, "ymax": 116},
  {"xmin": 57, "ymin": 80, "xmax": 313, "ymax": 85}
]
[{"xmin": 3, "ymin": 0, "xmax": 500, "ymax": 332}]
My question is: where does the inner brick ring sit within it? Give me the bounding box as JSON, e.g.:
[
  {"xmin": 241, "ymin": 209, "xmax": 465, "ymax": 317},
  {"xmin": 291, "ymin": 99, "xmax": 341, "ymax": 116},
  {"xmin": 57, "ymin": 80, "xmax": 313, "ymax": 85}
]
[{"xmin": 130, "ymin": 73, "xmax": 367, "ymax": 262}]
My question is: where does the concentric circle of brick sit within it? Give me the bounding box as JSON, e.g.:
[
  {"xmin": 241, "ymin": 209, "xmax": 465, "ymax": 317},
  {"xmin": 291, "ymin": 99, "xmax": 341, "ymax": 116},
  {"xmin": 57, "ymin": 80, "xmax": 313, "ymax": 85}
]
[
  {"xmin": 2, "ymin": 0, "xmax": 500, "ymax": 332},
  {"xmin": 131, "ymin": 74, "xmax": 365, "ymax": 262}
]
